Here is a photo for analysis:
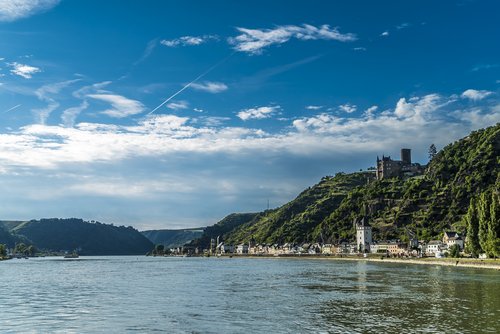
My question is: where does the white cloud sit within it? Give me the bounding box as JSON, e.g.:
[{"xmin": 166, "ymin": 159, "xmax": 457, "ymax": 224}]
[
  {"xmin": 61, "ymin": 101, "xmax": 89, "ymax": 127},
  {"xmin": 193, "ymin": 108, "xmax": 204, "ymax": 113},
  {"xmin": 461, "ymin": 89, "xmax": 493, "ymax": 101},
  {"xmin": 306, "ymin": 105, "xmax": 323, "ymax": 110},
  {"xmin": 190, "ymin": 81, "xmax": 228, "ymax": 93},
  {"xmin": 87, "ymin": 94, "xmax": 145, "ymax": 118},
  {"xmin": 237, "ymin": 105, "xmax": 280, "ymax": 120},
  {"xmin": 0, "ymin": 0, "xmax": 60, "ymax": 22},
  {"xmin": 8, "ymin": 62, "xmax": 41, "ymax": 78},
  {"xmin": 353, "ymin": 47, "xmax": 366, "ymax": 51},
  {"xmin": 229, "ymin": 24, "xmax": 356, "ymax": 54},
  {"xmin": 380, "ymin": 31, "xmax": 389, "ymax": 37},
  {"xmin": 160, "ymin": 35, "xmax": 218, "ymax": 47},
  {"xmin": 167, "ymin": 100, "xmax": 189, "ymax": 110},
  {"xmin": 364, "ymin": 105, "xmax": 378, "ymax": 117},
  {"xmin": 394, "ymin": 94, "xmax": 449, "ymax": 120},
  {"xmin": 339, "ymin": 103, "xmax": 357, "ymax": 113},
  {"xmin": 33, "ymin": 79, "xmax": 81, "ymax": 124}
]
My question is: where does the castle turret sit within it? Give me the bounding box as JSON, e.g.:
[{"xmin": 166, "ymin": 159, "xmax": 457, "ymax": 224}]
[{"xmin": 401, "ymin": 148, "xmax": 411, "ymax": 164}]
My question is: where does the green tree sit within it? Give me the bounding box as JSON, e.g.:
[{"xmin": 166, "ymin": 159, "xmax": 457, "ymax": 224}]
[
  {"xmin": 449, "ymin": 244, "xmax": 461, "ymax": 258},
  {"xmin": 477, "ymin": 191, "xmax": 490, "ymax": 254},
  {"xmin": 0, "ymin": 244, "xmax": 6, "ymax": 258},
  {"xmin": 154, "ymin": 244, "xmax": 165, "ymax": 256},
  {"xmin": 428, "ymin": 144, "xmax": 437, "ymax": 161},
  {"xmin": 464, "ymin": 197, "xmax": 481, "ymax": 257},
  {"xmin": 487, "ymin": 190, "xmax": 500, "ymax": 257}
]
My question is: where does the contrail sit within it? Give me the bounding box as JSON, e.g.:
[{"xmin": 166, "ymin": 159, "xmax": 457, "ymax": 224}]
[
  {"xmin": 4, "ymin": 104, "xmax": 21, "ymax": 113},
  {"xmin": 148, "ymin": 53, "xmax": 234, "ymax": 115}
]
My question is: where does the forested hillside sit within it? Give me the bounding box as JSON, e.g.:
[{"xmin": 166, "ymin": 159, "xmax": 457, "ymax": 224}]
[
  {"xmin": 2, "ymin": 218, "xmax": 153, "ymax": 255},
  {"xmin": 192, "ymin": 123, "xmax": 499, "ymax": 249}
]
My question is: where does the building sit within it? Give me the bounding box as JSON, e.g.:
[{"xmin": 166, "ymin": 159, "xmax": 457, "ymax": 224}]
[
  {"xmin": 425, "ymin": 240, "xmax": 444, "ymax": 256},
  {"xmin": 355, "ymin": 216, "xmax": 372, "ymax": 253},
  {"xmin": 376, "ymin": 148, "xmax": 425, "ymax": 180},
  {"xmin": 442, "ymin": 231, "xmax": 464, "ymax": 250},
  {"xmin": 235, "ymin": 244, "xmax": 249, "ymax": 254}
]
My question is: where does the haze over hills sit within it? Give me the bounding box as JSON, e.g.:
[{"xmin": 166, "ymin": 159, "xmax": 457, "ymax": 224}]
[
  {"xmin": 141, "ymin": 228, "xmax": 204, "ymax": 248},
  {"xmin": 190, "ymin": 123, "xmax": 500, "ymax": 247}
]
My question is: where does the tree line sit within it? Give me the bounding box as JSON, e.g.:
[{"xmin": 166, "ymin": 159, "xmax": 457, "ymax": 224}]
[{"xmin": 464, "ymin": 189, "xmax": 500, "ymax": 257}]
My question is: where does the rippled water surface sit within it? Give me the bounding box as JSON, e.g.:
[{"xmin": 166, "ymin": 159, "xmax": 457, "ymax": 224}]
[{"xmin": 0, "ymin": 256, "xmax": 499, "ymax": 333}]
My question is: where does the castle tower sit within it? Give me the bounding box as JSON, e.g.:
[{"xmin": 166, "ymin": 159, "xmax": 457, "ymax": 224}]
[
  {"xmin": 355, "ymin": 217, "xmax": 372, "ymax": 253},
  {"xmin": 401, "ymin": 148, "xmax": 411, "ymax": 164}
]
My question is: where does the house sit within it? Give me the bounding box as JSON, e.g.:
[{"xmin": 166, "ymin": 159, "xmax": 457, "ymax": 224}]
[
  {"xmin": 442, "ymin": 231, "xmax": 464, "ymax": 250},
  {"xmin": 387, "ymin": 242, "xmax": 407, "ymax": 256},
  {"xmin": 216, "ymin": 243, "xmax": 234, "ymax": 254},
  {"xmin": 425, "ymin": 240, "xmax": 444, "ymax": 256},
  {"xmin": 370, "ymin": 242, "xmax": 390, "ymax": 254},
  {"xmin": 235, "ymin": 244, "xmax": 249, "ymax": 254},
  {"xmin": 321, "ymin": 244, "xmax": 333, "ymax": 255}
]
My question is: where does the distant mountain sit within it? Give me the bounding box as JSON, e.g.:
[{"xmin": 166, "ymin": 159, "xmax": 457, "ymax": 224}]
[
  {"xmin": 141, "ymin": 228, "xmax": 204, "ymax": 248},
  {"xmin": 197, "ymin": 123, "xmax": 499, "ymax": 246},
  {"xmin": 2, "ymin": 218, "xmax": 153, "ymax": 255},
  {"xmin": 187, "ymin": 213, "xmax": 259, "ymax": 249}
]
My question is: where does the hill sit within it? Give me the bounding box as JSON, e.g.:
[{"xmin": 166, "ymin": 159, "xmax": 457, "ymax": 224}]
[
  {"xmin": 187, "ymin": 213, "xmax": 259, "ymax": 249},
  {"xmin": 141, "ymin": 228, "xmax": 204, "ymax": 248},
  {"xmin": 196, "ymin": 123, "xmax": 499, "ymax": 246},
  {"xmin": 5, "ymin": 218, "xmax": 153, "ymax": 255}
]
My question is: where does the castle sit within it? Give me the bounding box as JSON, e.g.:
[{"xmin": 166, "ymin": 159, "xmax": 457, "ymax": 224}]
[{"xmin": 376, "ymin": 148, "xmax": 425, "ymax": 180}]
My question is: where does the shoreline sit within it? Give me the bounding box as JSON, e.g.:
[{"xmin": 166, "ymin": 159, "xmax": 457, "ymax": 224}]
[{"xmin": 217, "ymin": 254, "xmax": 500, "ymax": 270}]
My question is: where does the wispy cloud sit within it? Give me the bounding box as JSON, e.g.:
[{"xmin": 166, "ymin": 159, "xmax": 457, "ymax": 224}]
[
  {"xmin": 396, "ymin": 23, "xmax": 411, "ymax": 30},
  {"xmin": 237, "ymin": 105, "xmax": 280, "ymax": 120},
  {"xmin": 8, "ymin": 62, "xmax": 41, "ymax": 78},
  {"xmin": 0, "ymin": 0, "xmax": 60, "ymax": 22},
  {"xmin": 87, "ymin": 94, "xmax": 145, "ymax": 118},
  {"xmin": 133, "ymin": 38, "xmax": 158, "ymax": 66},
  {"xmin": 339, "ymin": 103, "xmax": 357, "ymax": 113},
  {"xmin": 461, "ymin": 89, "xmax": 494, "ymax": 101},
  {"xmin": 306, "ymin": 105, "xmax": 323, "ymax": 110},
  {"xmin": 190, "ymin": 81, "xmax": 228, "ymax": 93},
  {"xmin": 471, "ymin": 64, "xmax": 499, "ymax": 72},
  {"xmin": 61, "ymin": 101, "xmax": 89, "ymax": 127},
  {"xmin": 33, "ymin": 79, "xmax": 81, "ymax": 124},
  {"xmin": 160, "ymin": 35, "xmax": 218, "ymax": 47},
  {"xmin": 380, "ymin": 31, "xmax": 389, "ymax": 37},
  {"xmin": 229, "ymin": 24, "xmax": 356, "ymax": 54},
  {"xmin": 167, "ymin": 100, "xmax": 189, "ymax": 110}
]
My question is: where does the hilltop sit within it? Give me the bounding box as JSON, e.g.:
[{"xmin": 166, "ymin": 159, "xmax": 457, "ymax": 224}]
[{"xmin": 191, "ymin": 123, "xmax": 500, "ymax": 246}]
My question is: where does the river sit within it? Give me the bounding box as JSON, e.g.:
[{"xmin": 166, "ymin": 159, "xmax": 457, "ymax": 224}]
[{"xmin": 0, "ymin": 256, "xmax": 498, "ymax": 333}]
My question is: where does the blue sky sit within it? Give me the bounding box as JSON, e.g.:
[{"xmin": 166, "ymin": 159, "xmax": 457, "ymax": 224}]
[{"xmin": 0, "ymin": 0, "xmax": 498, "ymax": 230}]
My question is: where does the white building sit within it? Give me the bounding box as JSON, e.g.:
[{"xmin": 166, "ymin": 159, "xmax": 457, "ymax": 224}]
[
  {"xmin": 425, "ymin": 240, "xmax": 444, "ymax": 256},
  {"xmin": 235, "ymin": 244, "xmax": 249, "ymax": 254},
  {"xmin": 356, "ymin": 217, "xmax": 372, "ymax": 253}
]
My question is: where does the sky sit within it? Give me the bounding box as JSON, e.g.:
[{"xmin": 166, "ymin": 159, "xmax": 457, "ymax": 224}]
[{"xmin": 0, "ymin": 0, "xmax": 499, "ymax": 230}]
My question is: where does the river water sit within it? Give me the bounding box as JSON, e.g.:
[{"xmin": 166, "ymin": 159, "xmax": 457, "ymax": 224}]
[{"xmin": 0, "ymin": 256, "xmax": 498, "ymax": 333}]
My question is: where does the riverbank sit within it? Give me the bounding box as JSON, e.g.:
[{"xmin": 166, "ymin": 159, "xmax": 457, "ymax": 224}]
[{"xmin": 220, "ymin": 254, "xmax": 500, "ymax": 270}]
